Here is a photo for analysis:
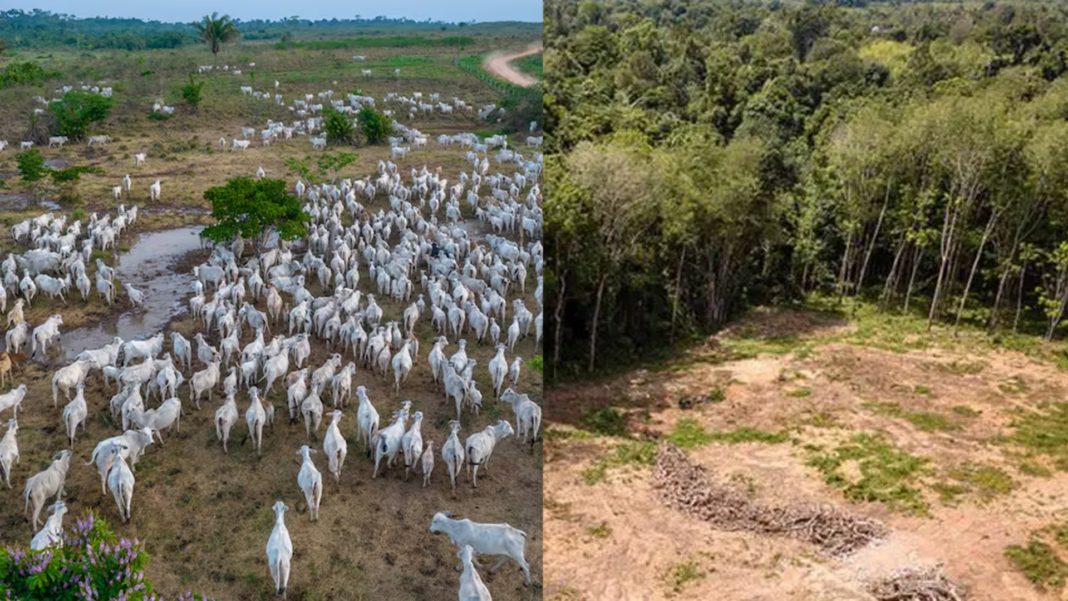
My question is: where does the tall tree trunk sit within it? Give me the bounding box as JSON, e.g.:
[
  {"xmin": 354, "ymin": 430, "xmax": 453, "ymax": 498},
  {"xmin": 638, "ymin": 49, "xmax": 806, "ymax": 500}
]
[
  {"xmin": 1014, "ymin": 262, "xmax": 1027, "ymax": 334},
  {"xmin": 670, "ymin": 247, "xmax": 686, "ymax": 344},
  {"xmin": 904, "ymin": 245, "xmax": 923, "ymax": 314},
  {"xmin": 836, "ymin": 229, "xmax": 854, "ymax": 304},
  {"xmin": 928, "ymin": 197, "xmax": 961, "ymax": 329},
  {"xmin": 588, "ymin": 275, "xmax": 607, "ymax": 374},
  {"xmin": 551, "ymin": 270, "xmax": 568, "ymax": 383},
  {"xmin": 882, "ymin": 236, "xmax": 908, "ymax": 306},
  {"xmin": 953, "ymin": 209, "xmax": 999, "ymax": 333},
  {"xmin": 857, "ymin": 181, "xmax": 892, "ymax": 299}
]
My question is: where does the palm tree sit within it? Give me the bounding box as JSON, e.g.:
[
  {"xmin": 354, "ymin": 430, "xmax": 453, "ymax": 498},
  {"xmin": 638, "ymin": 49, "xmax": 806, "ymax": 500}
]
[{"xmin": 193, "ymin": 12, "xmax": 240, "ymax": 67}]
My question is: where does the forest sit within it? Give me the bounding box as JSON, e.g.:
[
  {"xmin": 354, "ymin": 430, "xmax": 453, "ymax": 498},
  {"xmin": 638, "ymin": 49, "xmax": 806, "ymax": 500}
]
[
  {"xmin": 0, "ymin": 9, "xmax": 482, "ymax": 51},
  {"xmin": 545, "ymin": 0, "xmax": 1068, "ymax": 379}
]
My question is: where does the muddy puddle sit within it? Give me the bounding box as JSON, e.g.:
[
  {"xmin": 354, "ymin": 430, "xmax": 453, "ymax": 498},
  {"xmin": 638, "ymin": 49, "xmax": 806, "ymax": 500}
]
[{"xmin": 57, "ymin": 227, "xmax": 205, "ymax": 360}]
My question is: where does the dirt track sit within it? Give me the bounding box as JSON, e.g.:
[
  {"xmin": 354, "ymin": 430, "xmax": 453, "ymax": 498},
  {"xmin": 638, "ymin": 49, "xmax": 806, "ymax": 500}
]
[{"xmin": 483, "ymin": 45, "xmax": 542, "ymax": 87}]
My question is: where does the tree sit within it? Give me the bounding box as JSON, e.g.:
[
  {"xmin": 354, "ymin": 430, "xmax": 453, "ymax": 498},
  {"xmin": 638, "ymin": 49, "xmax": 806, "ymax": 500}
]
[
  {"xmin": 193, "ymin": 12, "xmax": 240, "ymax": 67},
  {"xmin": 16, "ymin": 148, "xmax": 48, "ymax": 203},
  {"xmin": 358, "ymin": 107, "xmax": 392, "ymax": 145},
  {"xmin": 322, "ymin": 108, "xmax": 356, "ymax": 145},
  {"xmin": 201, "ymin": 178, "xmax": 309, "ymax": 256},
  {"xmin": 49, "ymin": 90, "xmax": 113, "ymax": 140},
  {"xmin": 181, "ymin": 73, "xmax": 205, "ymax": 112}
]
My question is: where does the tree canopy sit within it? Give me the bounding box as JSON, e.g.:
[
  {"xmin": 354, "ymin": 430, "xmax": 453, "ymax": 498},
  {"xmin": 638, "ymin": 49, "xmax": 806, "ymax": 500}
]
[
  {"xmin": 193, "ymin": 12, "xmax": 240, "ymax": 65},
  {"xmin": 200, "ymin": 178, "xmax": 309, "ymax": 254},
  {"xmin": 546, "ymin": 0, "xmax": 1068, "ymax": 378},
  {"xmin": 49, "ymin": 90, "xmax": 113, "ymax": 140}
]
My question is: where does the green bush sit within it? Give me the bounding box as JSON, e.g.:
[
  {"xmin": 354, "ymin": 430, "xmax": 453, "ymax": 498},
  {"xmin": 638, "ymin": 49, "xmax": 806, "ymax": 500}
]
[
  {"xmin": 357, "ymin": 107, "xmax": 392, "ymax": 145},
  {"xmin": 147, "ymin": 112, "xmax": 172, "ymax": 121},
  {"xmin": 50, "ymin": 90, "xmax": 113, "ymax": 140},
  {"xmin": 322, "ymin": 108, "xmax": 355, "ymax": 145}
]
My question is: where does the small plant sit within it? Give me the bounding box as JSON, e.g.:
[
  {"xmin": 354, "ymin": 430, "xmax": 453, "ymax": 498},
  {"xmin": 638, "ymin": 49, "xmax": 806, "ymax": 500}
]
[
  {"xmin": 786, "ymin": 387, "xmax": 812, "ymax": 398},
  {"xmin": 140, "ymin": 70, "xmax": 155, "ymax": 76},
  {"xmin": 668, "ymin": 560, "xmax": 705, "ymax": 593},
  {"xmin": 322, "ymin": 107, "xmax": 356, "ymax": 145},
  {"xmin": 667, "ymin": 419, "xmax": 712, "ymax": 449},
  {"xmin": 951, "ymin": 405, "xmax": 980, "ymax": 417},
  {"xmin": 181, "ymin": 73, "xmax": 205, "ymax": 112},
  {"xmin": 580, "ymin": 407, "xmax": 627, "ymax": 436},
  {"xmin": 587, "ymin": 522, "xmax": 611, "ymax": 539},
  {"xmin": 148, "ymin": 112, "xmax": 172, "ymax": 121},
  {"xmin": 529, "ymin": 355, "xmax": 543, "ymax": 372}
]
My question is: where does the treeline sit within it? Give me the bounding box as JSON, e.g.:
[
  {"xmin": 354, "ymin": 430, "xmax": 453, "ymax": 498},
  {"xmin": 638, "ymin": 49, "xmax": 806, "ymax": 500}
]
[
  {"xmin": 546, "ymin": 0, "xmax": 1068, "ymax": 378},
  {"xmin": 0, "ymin": 9, "xmax": 482, "ymax": 50}
]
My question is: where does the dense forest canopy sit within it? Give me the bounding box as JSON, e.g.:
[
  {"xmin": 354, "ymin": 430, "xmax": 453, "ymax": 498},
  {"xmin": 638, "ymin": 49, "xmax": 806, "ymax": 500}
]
[
  {"xmin": 546, "ymin": 0, "xmax": 1068, "ymax": 379},
  {"xmin": 0, "ymin": 9, "xmax": 496, "ymax": 50}
]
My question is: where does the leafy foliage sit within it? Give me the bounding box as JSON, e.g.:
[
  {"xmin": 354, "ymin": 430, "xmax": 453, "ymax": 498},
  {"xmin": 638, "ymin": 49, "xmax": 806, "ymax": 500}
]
[
  {"xmin": 193, "ymin": 12, "xmax": 239, "ymax": 65},
  {"xmin": 546, "ymin": 0, "xmax": 1068, "ymax": 377},
  {"xmin": 180, "ymin": 74, "xmax": 205, "ymax": 112},
  {"xmin": 0, "ymin": 511, "xmax": 213, "ymax": 600},
  {"xmin": 201, "ymin": 178, "xmax": 310, "ymax": 253},
  {"xmin": 357, "ymin": 107, "xmax": 392, "ymax": 145},
  {"xmin": 0, "ymin": 61, "xmax": 57, "ymax": 88},
  {"xmin": 48, "ymin": 90, "xmax": 113, "ymax": 140},
  {"xmin": 322, "ymin": 108, "xmax": 356, "ymax": 145}
]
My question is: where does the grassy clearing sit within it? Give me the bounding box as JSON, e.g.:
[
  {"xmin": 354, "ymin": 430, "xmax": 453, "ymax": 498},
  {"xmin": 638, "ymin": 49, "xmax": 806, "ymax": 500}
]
[
  {"xmin": 274, "ymin": 36, "xmax": 475, "ymax": 50},
  {"xmin": 1007, "ymin": 402, "xmax": 1068, "ymax": 470},
  {"xmin": 580, "ymin": 441, "xmax": 657, "ymax": 485},
  {"xmin": 806, "ymin": 433, "xmax": 931, "ymax": 515},
  {"xmin": 862, "ymin": 401, "xmax": 959, "ymax": 432},
  {"xmin": 1006, "ymin": 541, "xmax": 1068, "ymax": 588},
  {"xmin": 511, "ymin": 52, "xmax": 543, "ymax": 79}
]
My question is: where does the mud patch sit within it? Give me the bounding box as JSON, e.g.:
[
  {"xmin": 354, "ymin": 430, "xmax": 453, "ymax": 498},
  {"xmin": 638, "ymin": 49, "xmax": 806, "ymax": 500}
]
[{"xmin": 58, "ymin": 226, "xmax": 207, "ymax": 360}]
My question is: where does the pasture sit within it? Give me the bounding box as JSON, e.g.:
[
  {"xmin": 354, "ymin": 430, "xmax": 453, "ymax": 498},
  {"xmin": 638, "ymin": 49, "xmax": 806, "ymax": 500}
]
[{"xmin": 0, "ymin": 20, "xmax": 543, "ymax": 601}]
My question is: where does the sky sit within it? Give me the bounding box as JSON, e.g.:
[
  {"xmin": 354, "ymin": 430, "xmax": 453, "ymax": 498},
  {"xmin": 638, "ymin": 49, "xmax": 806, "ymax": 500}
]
[{"xmin": 6, "ymin": 1, "xmax": 542, "ymax": 25}]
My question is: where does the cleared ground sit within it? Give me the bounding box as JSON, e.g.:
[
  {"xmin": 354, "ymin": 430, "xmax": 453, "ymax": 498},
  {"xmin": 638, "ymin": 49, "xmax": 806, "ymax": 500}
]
[
  {"xmin": 545, "ymin": 305, "xmax": 1068, "ymax": 601},
  {"xmin": 0, "ymin": 30, "xmax": 542, "ymax": 601}
]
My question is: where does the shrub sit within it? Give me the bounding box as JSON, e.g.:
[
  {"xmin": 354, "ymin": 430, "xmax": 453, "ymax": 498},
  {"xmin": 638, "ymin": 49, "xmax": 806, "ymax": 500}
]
[
  {"xmin": 0, "ymin": 511, "xmax": 213, "ymax": 600},
  {"xmin": 180, "ymin": 74, "xmax": 205, "ymax": 112},
  {"xmin": 50, "ymin": 90, "xmax": 113, "ymax": 140},
  {"xmin": 321, "ymin": 108, "xmax": 355, "ymax": 145},
  {"xmin": 357, "ymin": 107, "xmax": 392, "ymax": 145},
  {"xmin": 147, "ymin": 112, "xmax": 172, "ymax": 121}
]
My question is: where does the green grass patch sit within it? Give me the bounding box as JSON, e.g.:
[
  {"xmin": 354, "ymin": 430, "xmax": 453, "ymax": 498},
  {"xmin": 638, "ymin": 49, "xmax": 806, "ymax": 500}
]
[
  {"xmin": 545, "ymin": 427, "xmax": 594, "ymax": 442},
  {"xmin": 806, "ymin": 432, "xmax": 930, "ymax": 515},
  {"xmin": 528, "ymin": 355, "xmax": 543, "ymax": 373},
  {"xmin": 580, "ymin": 407, "xmax": 627, "ymax": 437},
  {"xmin": 709, "ymin": 426, "xmax": 789, "ymax": 444},
  {"xmin": 931, "ymin": 481, "xmax": 968, "ymax": 506},
  {"xmin": 951, "ymin": 405, "xmax": 980, "ymax": 417},
  {"xmin": 580, "ymin": 440, "xmax": 657, "ymax": 485},
  {"xmin": 668, "ymin": 560, "xmax": 705, "ymax": 594},
  {"xmin": 914, "ymin": 384, "xmax": 932, "ymax": 396},
  {"xmin": 587, "ymin": 522, "xmax": 611, "ymax": 539},
  {"xmin": 1007, "ymin": 402, "xmax": 1068, "ymax": 469},
  {"xmin": 862, "ymin": 401, "xmax": 958, "ymax": 432},
  {"xmin": 1019, "ymin": 461, "xmax": 1053, "ymax": 477},
  {"xmin": 786, "ymin": 387, "xmax": 812, "ymax": 398},
  {"xmin": 946, "ymin": 464, "xmax": 1016, "ymax": 502},
  {"xmin": 666, "ymin": 419, "xmax": 712, "ymax": 449},
  {"xmin": 801, "ymin": 411, "xmax": 839, "ymax": 428},
  {"xmin": 511, "ymin": 52, "xmax": 542, "ymax": 78},
  {"xmin": 147, "ymin": 112, "xmax": 172, "ymax": 121},
  {"xmin": 1005, "ymin": 541, "xmax": 1068, "ymax": 588}
]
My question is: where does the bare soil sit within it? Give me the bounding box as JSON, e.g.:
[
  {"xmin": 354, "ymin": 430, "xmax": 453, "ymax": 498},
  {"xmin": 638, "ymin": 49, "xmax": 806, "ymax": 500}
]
[
  {"xmin": 483, "ymin": 45, "xmax": 543, "ymax": 87},
  {"xmin": 545, "ymin": 308, "xmax": 1068, "ymax": 601}
]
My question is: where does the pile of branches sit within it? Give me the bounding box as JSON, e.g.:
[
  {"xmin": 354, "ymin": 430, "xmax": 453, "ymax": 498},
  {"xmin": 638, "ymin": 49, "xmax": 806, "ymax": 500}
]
[
  {"xmin": 653, "ymin": 442, "xmax": 887, "ymax": 556},
  {"xmin": 867, "ymin": 567, "xmax": 968, "ymax": 601}
]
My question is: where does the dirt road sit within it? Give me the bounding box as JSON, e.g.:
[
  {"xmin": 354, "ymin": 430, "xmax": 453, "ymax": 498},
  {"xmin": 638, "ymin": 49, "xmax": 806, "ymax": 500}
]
[{"xmin": 483, "ymin": 44, "xmax": 542, "ymax": 87}]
